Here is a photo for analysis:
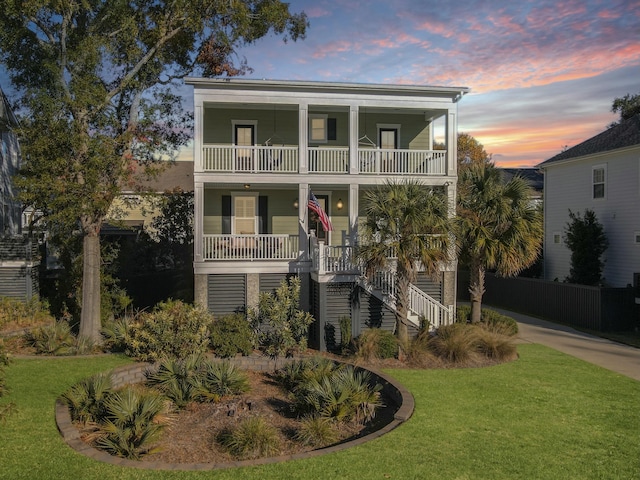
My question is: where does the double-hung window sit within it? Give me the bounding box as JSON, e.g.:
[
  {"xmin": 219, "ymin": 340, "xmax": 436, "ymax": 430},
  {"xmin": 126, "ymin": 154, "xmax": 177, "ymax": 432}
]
[
  {"xmin": 592, "ymin": 165, "xmax": 606, "ymax": 199},
  {"xmin": 309, "ymin": 114, "xmax": 328, "ymax": 143}
]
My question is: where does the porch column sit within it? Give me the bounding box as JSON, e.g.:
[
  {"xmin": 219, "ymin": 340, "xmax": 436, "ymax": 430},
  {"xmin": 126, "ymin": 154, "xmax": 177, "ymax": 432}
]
[
  {"xmin": 349, "ymin": 104, "xmax": 359, "ymax": 174},
  {"xmin": 194, "ymin": 101, "xmax": 203, "ymax": 172},
  {"xmin": 194, "ymin": 181, "xmax": 204, "ymax": 263},
  {"xmin": 298, "ymin": 183, "xmax": 309, "ymax": 260},
  {"xmin": 446, "ymin": 108, "xmax": 457, "ymax": 177},
  {"xmin": 349, "ymin": 183, "xmax": 359, "ymax": 243},
  {"xmin": 299, "ymin": 102, "xmax": 309, "ymax": 174}
]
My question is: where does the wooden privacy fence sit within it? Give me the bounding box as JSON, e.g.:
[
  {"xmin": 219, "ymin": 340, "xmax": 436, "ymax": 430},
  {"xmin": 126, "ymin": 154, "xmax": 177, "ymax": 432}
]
[{"xmin": 457, "ymin": 272, "xmax": 637, "ymax": 332}]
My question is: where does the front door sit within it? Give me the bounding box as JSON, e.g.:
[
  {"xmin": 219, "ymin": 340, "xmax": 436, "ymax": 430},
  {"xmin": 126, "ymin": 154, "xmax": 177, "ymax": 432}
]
[
  {"xmin": 379, "ymin": 128, "xmax": 398, "ymax": 172},
  {"xmin": 309, "ymin": 194, "xmax": 329, "ymax": 243},
  {"xmin": 235, "ymin": 124, "xmax": 255, "ymax": 171}
]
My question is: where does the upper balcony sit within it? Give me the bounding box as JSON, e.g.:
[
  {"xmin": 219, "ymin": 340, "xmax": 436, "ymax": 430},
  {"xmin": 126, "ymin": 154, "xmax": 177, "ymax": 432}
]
[
  {"xmin": 188, "ymin": 78, "xmax": 468, "ymax": 180},
  {"xmin": 201, "ymin": 145, "xmax": 447, "ymax": 176}
]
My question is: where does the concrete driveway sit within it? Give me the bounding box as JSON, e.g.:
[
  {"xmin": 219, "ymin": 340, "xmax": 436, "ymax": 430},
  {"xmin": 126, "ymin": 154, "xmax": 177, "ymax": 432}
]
[{"xmin": 488, "ymin": 306, "xmax": 640, "ymax": 381}]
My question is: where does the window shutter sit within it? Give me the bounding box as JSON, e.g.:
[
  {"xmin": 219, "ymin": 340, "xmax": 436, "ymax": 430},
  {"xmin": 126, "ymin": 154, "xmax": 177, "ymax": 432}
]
[
  {"xmin": 328, "ymin": 118, "xmax": 337, "ymax": 141},
  {"xmin": 259, "ymin": 196, "xmax": 268, "ymax": 234},
  {"xmin": 222, "ymin": 195, "xmax": 231, "ymax": 234}
]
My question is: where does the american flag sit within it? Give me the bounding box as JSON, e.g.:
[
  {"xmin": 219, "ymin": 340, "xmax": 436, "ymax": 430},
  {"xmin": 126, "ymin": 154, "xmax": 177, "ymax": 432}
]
[{"xmin": 308, "ymin": 191, "xmax": 333, "ymax": 231}]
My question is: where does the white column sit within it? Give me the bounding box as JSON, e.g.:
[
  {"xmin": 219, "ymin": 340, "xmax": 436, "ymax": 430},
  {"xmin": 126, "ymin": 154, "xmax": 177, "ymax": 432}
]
[
  {"xmin": 299, "ymin": 102, "xmax": 308, "ymax": 174},
  {"xmin": 349, "ymin": 183, "xmax": 359, "ymax": 243},
  {"xmin": 446, "ymin": 109, "xmax": 457, "ymax": 177},
  {"xmin": 298, "ymin": 183, "xmax": 309, "ymax": 259},
  {"xmin": 349, "ymin": 104, "xmax": 359, "ymax": 174},
  {"xmin": 194, "ymin": 101, "xmax": 203, "ymax": 172},
  {"xmin": 194, "ymin": 181, "xmax": 204, "ymax": 263}
]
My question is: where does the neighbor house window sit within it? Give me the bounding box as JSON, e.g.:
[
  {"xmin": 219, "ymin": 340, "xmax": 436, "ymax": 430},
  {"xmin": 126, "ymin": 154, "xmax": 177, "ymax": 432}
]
[
  {"xmin": 592, "ymin": 165, "xmax": 606, "ymax": 199},
  {"xmin": 635, "ymin": 232, "xmax": 640, "ymax": 245},
  {"xmin": 553, "ymin": 232, "xmax": 562, "ymax": 244},
  {"xmin": 309, "ymin": 114, "xmax": 328, "ymax": 143}
]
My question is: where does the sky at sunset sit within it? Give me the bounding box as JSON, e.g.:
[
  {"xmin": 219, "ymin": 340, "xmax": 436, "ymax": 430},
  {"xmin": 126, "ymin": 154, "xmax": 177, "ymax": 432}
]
[
  {"xmin": 1, "ymin": 0, "xmax": 639, "ymax": 167},
  {"xmin": 230, "ymin": 0, "xmax": 640, "ymax": 167}
]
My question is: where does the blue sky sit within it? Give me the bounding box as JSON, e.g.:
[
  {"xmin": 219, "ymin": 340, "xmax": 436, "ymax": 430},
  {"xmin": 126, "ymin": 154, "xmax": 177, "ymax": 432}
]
[
  {"xmin": 2, "ymin": 0, "xmax": 639, "ymax": 167},
  {"xmin": 230, "ymin": 0, "xmax": 640, "ymax": 166}
]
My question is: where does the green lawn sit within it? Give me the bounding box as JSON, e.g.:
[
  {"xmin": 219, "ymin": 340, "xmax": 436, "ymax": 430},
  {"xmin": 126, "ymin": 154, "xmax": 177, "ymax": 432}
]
[{"xmin": 1, "ymin": 345, "xmax": 639, "ymax": 480}]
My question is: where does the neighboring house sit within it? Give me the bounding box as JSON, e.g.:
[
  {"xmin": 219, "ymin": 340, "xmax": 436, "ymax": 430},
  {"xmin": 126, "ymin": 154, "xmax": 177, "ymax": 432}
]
[
  {"xmin": 186, "ymin": 78, "xmax": 468, "ymax": 350},
  {"xmin": 0, "ymin": 87, "xmax": 21, "ymax": 235},
  {"xmin": 105, "ymin": 160, "xmax": 194, "ymax": 234},
  {"xmin": 500, "ymin": 167, "xmax": 544, "ymax": 206},
  {"xmin": 0, "ymin": 86, "xmax": 38, "ymax": 300},
  {"xmin": 538, "ymin": 114, "xmax": 640, "ymax": 289}
]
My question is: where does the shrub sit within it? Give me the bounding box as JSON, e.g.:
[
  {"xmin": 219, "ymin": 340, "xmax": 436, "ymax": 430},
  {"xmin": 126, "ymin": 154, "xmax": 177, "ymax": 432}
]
[
  {"xmin": 23, "ymin": 320, "xmax": 94, "ymax": 355},
  {"xmin": 209, "ymin": 313, "xmax": 253, "ymax": 358},
  {"xmin": 125, "ymin": 300, "xmax": 211, "ymax": 361},
  {"xmin": 62, "ymin": 372, "xmax": 113, "ymax": 424},
  {"xmin": 474, "ymin": 327, "xmax": 518, "ymax": 361},
  {"xmin": 428, "ymin": 323, "xmax": 479, "ymax": 364},
  {"xmin": 405, "ymin": 330, "xmax": 445, "ymax": 368},
  {"xmin": 95, "ymin": 386, "xmax": 175, "ymax": 459},
  {"xmin": 0, "ymin": 296, "xmax": 54, "ymax": 332},
  {"xmin": 355, "ymin": 328, "xmax": 398, "ymax": 360},
  {"xmin": 339, "ymin": 316, "xmax": 353, "ymax": 353},
  {"xmin": 480, "ymin": 309, "xmax": 519, "ymax": 335},
  {"xmin": 219, "ymin": 417, "xmax": 281, "ymax": 460},
  {"xmin": 294, "ymin": 415, "xmax": 338, "ymax": 447},
  {"xmin": 249, "ymin": 277, "xmax": 314, "ymax": 363},
  {"xmin": 455, "ymin": 305, "xmax": 471, "ymax": 323}
]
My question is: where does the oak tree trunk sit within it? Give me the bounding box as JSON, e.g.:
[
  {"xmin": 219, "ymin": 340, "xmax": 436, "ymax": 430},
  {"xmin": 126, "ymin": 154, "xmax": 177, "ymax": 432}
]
[{"xmin": 78, "ymin": 233, "xmax": 102, "ymax": 342}]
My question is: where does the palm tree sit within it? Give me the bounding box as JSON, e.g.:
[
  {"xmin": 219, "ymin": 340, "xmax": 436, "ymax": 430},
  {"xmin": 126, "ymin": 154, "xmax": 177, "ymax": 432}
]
[
  {"xmin": 358, "ymin": 180, "xmax": 452, "ymax": 347},
  {"xmin": 456, "ymin": 163, "xmax": 542, "ymax": 323}
]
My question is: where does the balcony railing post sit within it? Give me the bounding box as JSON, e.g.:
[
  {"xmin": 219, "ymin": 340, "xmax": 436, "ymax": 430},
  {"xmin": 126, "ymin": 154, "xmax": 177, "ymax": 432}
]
[{"xmin": 317, "ymin": 240, "xmax": 326, "ymax": 274}]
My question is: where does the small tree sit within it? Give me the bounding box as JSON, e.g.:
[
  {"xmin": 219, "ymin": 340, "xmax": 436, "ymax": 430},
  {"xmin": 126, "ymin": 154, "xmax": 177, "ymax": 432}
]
[
  {"xmin": 249, "ymin": 277, "xmax": 314, "ymax": 366},
  {"xmin": 564, "ymin": 209, "xmax": 608, "ymax": 285}
]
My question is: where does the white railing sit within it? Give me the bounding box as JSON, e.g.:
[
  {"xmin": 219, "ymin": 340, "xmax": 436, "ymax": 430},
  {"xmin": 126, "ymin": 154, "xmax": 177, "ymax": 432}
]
[
  {"xmin": 309, "ymin": 237, "xmax": 453, "ymax": 329},
  {"xmin": 308, "ymin": 147, "xmax": 349, "ymax": 173},
  {"xmin": 201, "ymin": 145, "xmax": 446, "ymax": 175},
  {"xmin": 358, "ymin": 148, "xmax": 446, "ymax": 175},
  {"xmin": 202, "ymin": 145, "xmax": 298, "ymax": 173},
  {"xmin": 408, "ymin": 284, "xmax": 454, "ymax": 328},
  {"xmin": 203, "ymin": 234, "xmax": 299, "ymax": 260},
  {"xmin": 312, "ymin": 242, "xmax": 359, "ymax": 273}
]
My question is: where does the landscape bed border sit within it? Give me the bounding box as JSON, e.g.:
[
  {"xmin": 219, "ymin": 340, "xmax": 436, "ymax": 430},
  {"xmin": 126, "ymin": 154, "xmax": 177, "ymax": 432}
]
[{"xmin": 54, "ymin": 354, "xmax": 415, "ymax": 471}]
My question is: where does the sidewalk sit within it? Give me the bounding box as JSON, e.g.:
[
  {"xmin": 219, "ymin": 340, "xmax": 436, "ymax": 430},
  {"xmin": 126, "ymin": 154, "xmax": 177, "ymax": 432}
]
[{"xmin": 488, "ymin": 306, "xmax": 640, "ymax": 381}]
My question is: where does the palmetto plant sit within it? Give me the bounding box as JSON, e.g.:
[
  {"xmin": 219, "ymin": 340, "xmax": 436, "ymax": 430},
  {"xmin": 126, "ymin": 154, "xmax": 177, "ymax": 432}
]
[
  {"xmin": 292, "ymin": 365, "xmax": 382, "ymax": 424},
  {"xmin": 62, "ymin": 372, "xmax": 113, "ymax": 424},
  {"xmin": 358, "ymin": 180, "xmax": 452, "ymax": 347},
  {"xmin": 145, "ymin": 354, "xmax": 250, "ymax": 408},
  {"xmin": 144, "ymin": 354, "xmax": 203, "ymax": 408},
  {"xmin": 195, "ymin": 359, "xmax": 250, "ymax": 401},
  {"xmin": 456, "ymin": 162, "xmax": 542, "ymax": 323},
  {"xmin": 95, "ymin": 386, "xmax": 175, "ymax": 459},
  {"xmin": 276, "ymin": 357, "xmax": 339, "ymax": 391}
]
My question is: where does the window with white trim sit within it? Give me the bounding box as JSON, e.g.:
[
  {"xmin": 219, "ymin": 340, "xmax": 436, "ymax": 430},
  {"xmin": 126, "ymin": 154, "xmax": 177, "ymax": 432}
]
[
  {"xmin": 232, "ymin": 193, "xmax": 257, "ymax": 234},
  {"xmin": 309, "ymin": 114, "xmax": 328, "ymax": 143},
  {"xmin": 592, "ymin": 165, "xmax": 606, "ymax": 199}
]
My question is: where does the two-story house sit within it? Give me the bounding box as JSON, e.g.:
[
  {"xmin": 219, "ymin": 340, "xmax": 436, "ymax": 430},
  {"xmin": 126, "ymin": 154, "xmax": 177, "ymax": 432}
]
[
  {"xmin": 186, "ymin": 78, "xmax": 468, "ymax": 350},
  {"xmin": 538, "ymin": 114, "xmax": 640, "ymax": 290}
]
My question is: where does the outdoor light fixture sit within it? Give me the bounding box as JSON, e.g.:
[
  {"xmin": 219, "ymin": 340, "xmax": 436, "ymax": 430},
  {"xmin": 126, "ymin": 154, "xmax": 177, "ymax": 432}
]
[
  {"xmin": 244, "ymin": 183, "xmax": 250, "ymax": 189},
  {"xmin": 336, "ymin": 198, "xmax": 343, "ymax": 210},
  {"xmin": 293, "ymin": 198, "xmax": 299, "ymax": 209}
]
